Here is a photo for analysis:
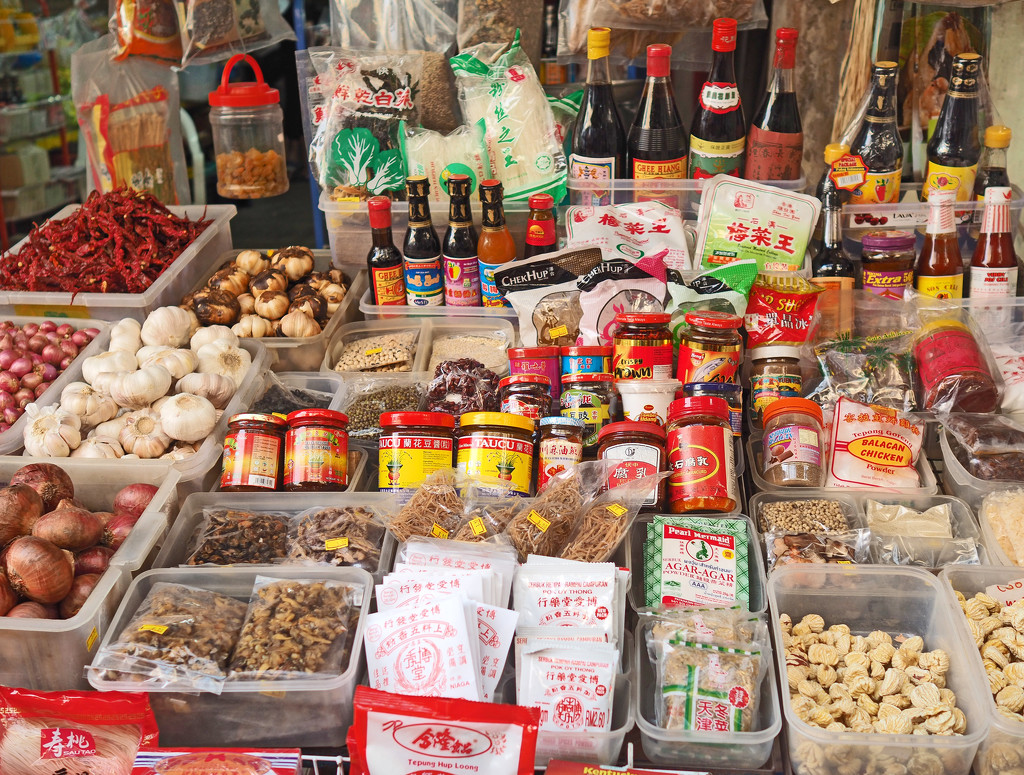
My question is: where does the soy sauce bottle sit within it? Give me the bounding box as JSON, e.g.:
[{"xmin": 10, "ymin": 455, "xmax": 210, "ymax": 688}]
[
  {"xmin": 442, "ymin": 174, "xmax": 481, "ymax": 307},
  {"xmin": 689, "ymin": 17, "xmax": 746, "ymax": 179},
  {"xmin": 627, "ymin": 44, "xmax": 687, "ymax": 182},
  {"xmin": 923, "ymin": 53, "xmax": 982, "ymax": 202},
  {"xmin": 403, "ymin": 176, "xmax": 444, "ymax": 307},
  {"xmin": 745, "ymin": 27, "xmax": 802, "ymax": 181},
  {"xmin": 366, "ymin": 197, "xmax": 406, "ymax": 306},
  {"xmin": 847, "ymin": 61, "xmax": 902, "ymax": 205}
]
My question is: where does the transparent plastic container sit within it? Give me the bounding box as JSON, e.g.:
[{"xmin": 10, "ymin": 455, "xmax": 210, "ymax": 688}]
[
  {"xmin": 939, "ymin": 428, "xmax": 1021, "ymax": 510},
  {"xmin": 0, "ymin": 463, "xmax": 181, "ymax": 691},
  {"xmin": 974, "ymin": 488, "xmax": 1024, "ymax": 567},
  {"xmin": 768, "ymin": 565, "xmax": 990, "ymax": 775},
  {"xmin": 533, "ymin": 672, "xmax": 634, "ymax": 767},
  {"xmin": 748, "ymin": 490, "xmax": 863, "ymax": 535},
  {"xmin": 622, "ymin": 513, "xmax": 767, "ymax": 615},
  {"xmin": 0, "ymin": 204, "xmax": 235, "ymax": 320},
  {"xmin": 250, "ymin": 371, "xmax": 346, "ymax": 413},
  {"xmin": 358, "ymin": 287, "xmax": 519, "ymax": 322},
  {"xmin": 87, "ymin": 565, "xmax": 373, "ymax": 747},
  {"xmin": 939, "ymin": 565, "xmax": 1024, "ymax": 775},
  {"xmin": 152, "ymin": 490, "xmax": 394, "ymax": 583},
  {"xmin": 209, "ymin": 54, "xmax": 288, "ymax": 200},
  {"xmin": 634, "ymin": 619, "xmax": 781, "ymax": 769}
]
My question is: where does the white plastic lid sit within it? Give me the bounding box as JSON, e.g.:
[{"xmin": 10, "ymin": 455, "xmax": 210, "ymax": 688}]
[
  {"xmin": 615, "ymin": 378, "xmax": 681, "ymax": 393},
  {"xmin": 751, "ymin": 346, "xmax": 801, "ymax": 360}
]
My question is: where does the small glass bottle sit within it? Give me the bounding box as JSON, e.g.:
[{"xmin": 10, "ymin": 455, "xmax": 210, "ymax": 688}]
[
  {"xmin": 924, "ymin": 53, "xmax": 982, "ymax": 202},
  {"xmin": 915, "ymin": 189, "xmax": 963, "ymax": 299},
  {"xmin": 284, "ymin": 410, "xmax": 350, "ymax": 491},
  {"xmin": 974, "ymin": 125, "xmax": 1012, "ymax": 199},
  {"xmin": 749, "ymin": 347, "xmax": 802, "ymax": 426},
  {"xmin": 677, "ymin": 311, "xmax": 743, "ymax": 385},
  {"xmin": 379, "ymin": 411, "xmax": 456, "ymax": 501},
  {"xmin": 523, "ymin": 193, "xmax": 557, "ymax": 258},
  {"xmin": 477, "ymin": 179, "xmax": 516, "ymax": 307},
  {"xmin": 860, "ymin": 230, "xmax": 916, "ymax": 300},
  {"xmin": 812, "ymin": 193, "xmax": 856, "ymax": 339},
  {"xmin": 499, "ymin": 374, "xmax": 553, "ymax": 425},
  {"xmin": 760, "ymin": 397, "xmax": 824, "ymax": 487},
  {"xmin": 403, "ymin": 176, "xmax": 444, "ymax": 307},
  {"xmin": 538, "ymin": 416, "xmax": 586, "ymax": 491},
  {"xmin": 666, "ymin": 396, "xmax": 737, "ymax": 513},
  {"xmin": 443, "ymin": 173, "xmax": 481, "ymax": 306},
  {"xmin": 366, "ymin": 197, "xmax": 406, "ymax": 306}
]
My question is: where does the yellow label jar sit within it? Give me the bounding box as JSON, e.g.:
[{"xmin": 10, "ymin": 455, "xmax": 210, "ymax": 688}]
[{"xmin": 456, "ymin": 411, "xmax": 535, "ymax": 496}]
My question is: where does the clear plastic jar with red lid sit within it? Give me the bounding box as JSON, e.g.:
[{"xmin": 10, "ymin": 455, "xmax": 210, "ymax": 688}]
[
  {"xmin": 760, "ymin": 397, "xmax": 825, "ymax": 487},
  {"xmin": 666, "ymin": 396, "xmax": 738, "ymax": 513},
  {"xmin": 678, "ymin": 310, "xmax": 744, "ymax": 385},
  {"xmin": 284, "ymin": 409, "xmax": 349, "ymax": 491},
  {"xmin": 220, "ymin": 412, "xmax": 287, "ymax": 492}
]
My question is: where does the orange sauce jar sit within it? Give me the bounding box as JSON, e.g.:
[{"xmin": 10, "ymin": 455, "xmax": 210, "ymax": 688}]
[{"xmin": 666, "ymin": 396, "xmax": 738, "ymax": 513}]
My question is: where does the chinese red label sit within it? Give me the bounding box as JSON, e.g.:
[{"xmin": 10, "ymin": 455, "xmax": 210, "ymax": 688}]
[
  {"xmin": 220, "ymin": 429, "xmax": 281, "ymax": 490},
  {"xmin": 744, "ymin": 127, "xmax": 803, "ymax": 181},
  {"xmin": 41, "ymin": 728, "xmax": 97, "ymax": 759},
  {"xmin": 538, "ymin": 437, "xmax": 583, "ymax": 491},
  {"xmin": 371, "ymin": 264, "xmax": 405, "ymax": 306},
  {"xmin": 667, "ymin": 424, "xmax": 736, "ymax": 509}
]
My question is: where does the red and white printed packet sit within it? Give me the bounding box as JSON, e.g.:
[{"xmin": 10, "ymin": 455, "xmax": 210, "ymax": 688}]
[
  {"xmin": 132, "ymin": 748, "xmax": 302, "ymax": 775},
  {"xmin": 518, "ymin": 645, "xmax": 619, "ymax": 733},
  {"xmin": 825, "ymin": 396, "xmax": 924, "ymax": 490},
  {"xmin": 364, "ymin": 596, "xmax": 481, "ymax": 701},
  {"xmin": 348, "ymin": 687, "xmax": 539, "ymax": 775},
  {"xmin": 400, "ymin": 537, "xmax": 518, "ymax": 608},
  {"xmin": 513, "ymin": 627, "xmax": 608, "ymax": 695},
  {"xmin": 376, "ymin": 569, "xmax": 493, "ymax": 611},
  {"xmin": 565, "ymin": 201, "xmax": 691, "ymax": 271},
  {"xmin": 477, "ymin": 603, "xmax": 519, "ymax": 702}
]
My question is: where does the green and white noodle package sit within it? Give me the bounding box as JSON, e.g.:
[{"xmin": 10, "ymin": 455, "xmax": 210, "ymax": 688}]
[
  {"xmin": 400, "ymin": 121, "xmax": 493, "ymax": 203},
  {"xmin": 450, "ymin": 30, "xmax": 567, "ymax": 202},
  {"xmin": 695, "ymin": 176, "xmax": 821, "ymax": 272}
]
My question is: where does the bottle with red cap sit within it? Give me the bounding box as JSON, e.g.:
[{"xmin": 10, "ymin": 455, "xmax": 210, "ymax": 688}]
[
  {"xmin": 523, "ymin": 193, "xmax": 557, "ymax": 259},
  {"xmin": 969, "ymin": 186, "xmax": 1018, "ymax": 298},
  {"xmin": 366, "ymin": 197, "xmax": 406, "ymax": 306},
  {"xmin": 626, "ymin": 44, "xmax": 687, "ymax": 190},
  {"xmin": 689, "ymin": 18, "xmax": 746, "ymax": 179},
  {"xmin": 745, "ymin": 27, "xmax": 802, "ymax": 181}
]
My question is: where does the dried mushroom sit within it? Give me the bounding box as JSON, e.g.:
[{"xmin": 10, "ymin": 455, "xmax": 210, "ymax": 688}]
[
  {"xmin": 186, "ymin": 509, "xmax": 290, "ymax": 565},
  {"xmin": 289, "ymin": 506, "xmax": 386, "ymax": 571}
]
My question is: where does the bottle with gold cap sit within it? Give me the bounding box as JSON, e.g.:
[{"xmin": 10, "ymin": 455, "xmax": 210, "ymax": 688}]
[
  {"xmin": 974, "ymin": 125, "xmax": 1012, "ymax": 199},
  {"xmin": 569, "ymin": 27, "xmax": 626, "ymax": 206},
  {"xmin": 812, "ymin": 143, "xmax": 850, "ymax": 245},
  {"xmin": 924, "ymin": 52, "xmax": 982, "ymax": 202},
  {"xmin": 848, "ymin": 61, "xmax": 902, "ymax": 205}
]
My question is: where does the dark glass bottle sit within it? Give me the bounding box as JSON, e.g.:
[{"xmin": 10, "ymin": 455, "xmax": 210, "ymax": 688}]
[
  {"xmin": 402, "ymin": 176, "xmax": 444, "ymax": 307},
  {"xmin": 627, "ymin": 44, "xmax": 687, "ymax": 182},
  {"xmin": 570, "ymin": 27, "xmax": 627, "ymax": 206},
  {"xmin": 442, "ymin": 174, "xmax": 481, "ymax": 307},
  {"xmin": 847, "ymin": 61, "xmax": 902, "ymax": 205},
  {"xmin": 923, "ymin": 53, "xmax": 982, "ymax": 202},
  {"xmin": 366, "ymin": 197, "xmax": 406, "ymax": 306},
  {"xmin": 745, "ymin": 27, "xmax": 802, "ymax": 181},
  {"xmin": 688, "ymin": 17, "xmax": 746, "ymax": 180},
  {"xmin": 478, "ymin": 180, "xmax": 516, "ymax": 307},
  {"xmin": 811, "ymin": 199, "xmax": 856, "ymax": 337},
  {"xmin": 812, "ymin": 143, "xmax": 850, "ymax": 246},
  {"xmin": 974, "ymin": 125, "xmax": 1012, "ymax": 199},
  {"xmin": 523, "ymin": 193, "xmax": 557, "ymax": 259}
]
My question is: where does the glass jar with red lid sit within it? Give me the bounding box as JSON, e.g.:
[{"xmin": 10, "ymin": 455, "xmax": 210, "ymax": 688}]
[
  {"xmin": 677, "ymin": 310, "xmax": 743, "ymax": 385},
  {"xmin": 666, "ymin": 396, "xmax": 738, "ymax": 513},
  {"xmin": 613, "ymin": 312, "xmax": 674, "ymax": 380},
  {"xmin": 284, "ymin": 409, "xmax": 349, "ymax": 491},
  {"xmin": 379, "ymin": 411, "xmax": 456, "ymax": 501},
  {"xmin": 598, "ymin": 420, "xmax": 667, "ymax": 510},
  {"xmin": 499, "ymin": 374, "xmax": 553, "ymax": 424},
  {"xmin": 220, "ymin": 412, "xmax": 287, "ymax": 492}
]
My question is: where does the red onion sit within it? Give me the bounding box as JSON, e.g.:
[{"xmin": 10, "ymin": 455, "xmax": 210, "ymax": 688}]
[
  {"xmin": 70, "ymin": 331, "xmax": 89, "ymax": 347},
  {"xmin": 34, "ymin": 382, "xmax": 50, "ymax": 398},
  {"xmin": 10, "ymin": 463, "xmax": 75, "ymax": 512},
  {"xmin": 59, "ymin": 573, "xmax": 100, "ymax": 619},
  {"xmin": 34, "ymin": 363, "xmax": 57, "ymax": 382},
  {"xmin": 0, "ymin": 350, "xmax": 17, "ymax": 370},
  {"xmin": 5, "ymin": 601, "xmax": 55, "ymax": 619},
  {"xmin": 92, "ymin": 511, "xmax": 117, "ymax": 526},
  {"xmin": 22, "ymin": 323, "xmax": 38, "ymax": 337},
  {"xmin": 32, "ymin": 506, "xmax": 103, "ymax": 551},
  {"xmin": 55, "ymin": 497, "xmax": 87, "ymax": 511},
  {"xmin": 83, "ymin": 328, "xmax": 100, "ymax": 339},
  {"xmin": 58, "ymin": 340, "xmax": 78, "ymax": 359},
  {"xmin": 114, "ymin": 483, "xmax": 159, "ymax": 517},
  {"xmin": 28, "ymin": 352, "xmax": 42, "ymax": 366},
  {"xmin": 0, "ymin": 423, "xmax": 10, "ymax": 433},
  {"xmin": 54, "ymin": 323, "xmax": 74, "ymax": 338},
  {"xmin": 4, "ymin": 536, "xmax": 74, "ymax": 604},
  {"xmin": 0, "ymin": 392, "xmax": 14, "ymax": 411},
  {"xmin": 8, "ymin": 358, "xmax": 31, "ymax": 378},
  {"xmin": 103, "ymin": 512, "xmax": 140, "ymax": 550},
  {"xmin": 40, "ymin": 344, "xmax": 62, "ymax": 365},
  {"xmin": 0, "ymin": 335, "xmax": 12, "ymax": 351},
  {"xmin": 14, "ymin": 388, "xmax": 34, "ymax": 408},
  {"xmin": 59, "ymin": 356, "xmax": 73, "ymax": 370},
  {"xmin": 0, "ymin": 571, "xmax": 17, "ymax": 616},
  {"xmin": 3, "ymin": 407, "xmax": 20, "ymax": 426},
  {"xmin": 0, "ymin": 484, "xmax": 44, "ymax": 546},
  {"xmin": 39, "ymin": 321, "xmax": 56, "ymax": 334},
  {"xmin": 20, "ymin": 373, "xmax": 42, "ymax": 391},
  {"xmin": 75, "ymin": 546, "xmax": 114, "ymax": 576},
  {"xmin": 0, "ymin": 371, "xmax": 18, "ymax": 393},
  {"xmin": 26, "ymin": 334, "xmax": 47, "ymax": 353}
]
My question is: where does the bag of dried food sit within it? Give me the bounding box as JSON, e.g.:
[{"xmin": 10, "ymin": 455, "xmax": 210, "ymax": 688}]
[
  {"xmin": 385, "ymin": 468, "xmax": 466, "ymax": 543},
  {"xmin": 332, "ymin": 328, "xmax": 419, "ymax": 372},
  {"xmin": 400, "ymin": 122, "xmax": 492, "ymax": 204},
  {"xmin": 329, "ymin": 0, "xmax": 457, "ymax": 53},
  {"xmin": 288, "ymin": 504, "xmax": 390, "ymax": 573},
  {"xmin": 111, "ymin": 0, "xmax": 182, "ymax": 63},
  {"xmin": 185, "ymin": 509, "xmax": 291, "ymax": 565},
  {"xmin": 174, "ymin": 0, "xmax": 294, "ymax": 67},
  {"xmin": 454, "ymin": 477, "xmax": 521, "ymax": 541},
  {"xmin": 587, "ymin": 0, "xmax": 766, "ymax": 34},
  {"xmin": 978, "ymin": 489, "xmax": 1024, "ymax": 565},
  {"xmin": 89, "ymin": 583, "xmax": 248, "ymax": 693},
  {"xmin": 576, "ymin": 256, "xmax": 668, "ymax": 347},
  {"xmin": 450, "ymin": 31, "xmax": 567, "ymax": 202},
  {"xmin": 338, "ymin": 373, "xmax": 429, "ymax": 443},
  {"xmin": 943, "ymin": 413, "xmax": 1024, "ymax": 482},
  {"xmin": 824, "ymin": 397, "xmax": 925, "ymax": 490},
  {"xmin": 764, "ymin": 529, "xmax": 871, "ymax": 572},
  {"xmin": 227, "ymin": 576, "xmax": 363, "ymax": 680},
  {"xmin": 425, "ymin": 358, "xmax": 501, "ymax": 420}
]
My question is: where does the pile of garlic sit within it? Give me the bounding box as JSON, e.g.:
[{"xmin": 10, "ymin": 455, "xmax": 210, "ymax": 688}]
[{"xmin": 21, "ymin": 307, "xmax": 251, "ymax": 460}]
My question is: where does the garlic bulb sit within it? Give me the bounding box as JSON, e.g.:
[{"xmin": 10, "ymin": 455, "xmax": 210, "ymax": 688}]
[
  {"xmin": 71, "ymin": 436, "xmax": 123, "ymax": 459},
  {"xmin": 119, "ymin": 409, "xmax": 171, "ymax": 458},
  {"xmin": 23, "ymin": 405, "xmax": 81, "ymax": 457},
  {"xmin": 161, "ymin": 443, "xmax": 199, "ymax": 460},
  {"xmin": 270, "ymin": 246, "xmax": 314, "ymax": 282},
  {"xmin": 140, "ymin": 348, "xmax": 198, "ymax": 380},
  {"xmin": 235, "ymin": 250, "xmax": 270, "ymax": 276},
  {"xmin": 60, "ymin": 382, "xmax": 119, "ymax": 429},
  {"xmin": 109, "ymin": 319, "xmax": 142, "ymax": 353},
  {"xmin": 250, "ymin": 269, "xmax": 287, "ymax": 294},
  {"xmin": 108, "ymin": 365, "xmax": 173, "ymax": 410},
  {"xmin": 136, "ymin": 345, "xmax": 171, "ymax": 363},
  {"xmin": 197, "ymin": 341, "xmax": 251, "ymax": 387},
  {"xmin": 207, "ymin": 266, "xmax": 250, "ymax": 297},
  {"xmin": 141, "ymin": 306, "xmax": 199, "ymax": 347},
  {"xmin": 321, "ymin": 283, "xmax": 347, "ymax": 304},
  {"xmin": 254, "ymin": 290, "xmax": 289, "ymax": 320},
  {"xmin": 190, "ymin": 326, "xmax": 238, "ymax": 352},
  {"xmin": 160, "ymin": 393, "xmax": 217, "ymax": 443},
  {"xmin": 90, "ymin": 370, "xmax": 124, "ymax": 396},
  {"xmin": 231, "ymin": 314, "xmax": 273, "ymax": 338},
  {"xmin": 237, "ymin": 293, "xmax": 256, "ymax": 316},
  {"xmin": 151, "ymin": 396, "xmax": 172, "ymax": 413},
  {"xmin": 192, "ymin": 288, "xmax": 241, "ymax": 327},
  {"xmin": 176, "ymin": 372, "xmax": 236, "ymax": 410},
  {"xmin": 82, "ymin": 350, "xmax": 137, "ymax": 386},
  {"xmin": 90, "ymin": 413, "xmax": 129, "ymax": 440},
  {"xmin": 278, "ymin": 310, "xmax": 321, "ymax": 338},
  {"xmin": 289, "ymin": 295, "xmax": 326, "ymax": 322}
]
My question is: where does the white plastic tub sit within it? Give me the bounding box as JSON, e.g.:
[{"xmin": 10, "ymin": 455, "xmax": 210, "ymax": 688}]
[
  {"xmin": 768, "ymin": 565, "xmax": 990, "ymax": 775},
  {"xmin": 87, "ymin": 565, "xmax": 373, "ymax": 747},
  {"xmin": 0, "ymin": 204, "xmax": 236, "ymax": 320}
]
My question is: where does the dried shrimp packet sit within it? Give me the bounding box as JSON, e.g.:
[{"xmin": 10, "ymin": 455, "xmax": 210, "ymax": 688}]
[
  {"xmin": 333, "ymin": 330, "xmax": 418, "ymax": 372},
  {"xmin": 813, "ymin": 332, "xmax": 917, "ymax": 412},
  {"xmin": 559, "ymin": 474, "xmax": 666, "ymax": 563},
  {"xmin": 429, "ymin": 334, "xmax": 510, "ymax": 375},
  {"xmin": 385, "ymin": 468, "xmax": 465, "ymax": 543},
  {"xmin": 91, "ymin": 583, "xmax": 247, "ymax": 693},
  {"xmin": 184, "ymin": 509, "xmax": 291, "ymax": 566},
  {"xmin": 864, "ymin": 499, "xmax": 953, "ymax": 538},
  {"xmin": 825, "ymin": 397, "xmax": 924, "ymax": 490},
  {"xmin": 979, "ymin": 489, "xmax": 1024, "ymax": 565},
  {"xmin": 287, "ymin": 504, "xmax": 388, "ymax": 572},
  {"xmin": 764, "ymin": 528, "xmax": 871, "ymax": 572},
  {"xmin": 518, "ymin": 645, "xmax": 619, "ymax": 733},
  {"xmin": 874, "ymin": 534, "xmax": 980, "ymax": 567},
  {"xmin": 756, "ymin": 498, "xmax": 850, "ymax": 534},
  {"xmin": 643, "ymin": 608, "xmax": 767, "ymax": 647},
  {"xmin": 227, "ymin": 576, "xmax": 361, "ymax": 681}
]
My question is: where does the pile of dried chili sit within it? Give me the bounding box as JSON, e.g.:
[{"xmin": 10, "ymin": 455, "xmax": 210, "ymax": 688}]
[{"xmin": 0, "ymin": 188, "xmax": 210, "ymax": 294}]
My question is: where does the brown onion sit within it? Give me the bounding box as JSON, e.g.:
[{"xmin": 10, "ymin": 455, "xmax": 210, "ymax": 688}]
[
  {"xmin": 54, "ymin": 497, "xmax": 88, "ymax": 511},
  {"xmin": 92, "ymin": 511, "xmax": 117, "ymax": 526},
  {"xmin": 32, "ymin": 507, "xmax": 103, "ymax": 551},
  {"xmin": 9, "ymin": 463, "xmax": 74, "ymax": 512},
  {"xmin": 4, "ymin": 536, "xmax": 74, "ymax": 604},
  {"xmin": 0, "ymin": 483, "xmax": 44, "ymax": 546},
  {"xmin": 75, "ymin": 546, "xmax": 114, "ymax": 575},
  {"xmin": 102, "ymin": 513, "xmax": 140, "ymax": 550},
  {"xmin": 59, "ymin": 573, "xmax": 100, "ymax": 619},
  {"xmin": 6, "ymin": 601, "xmax": 57, "ymax": 619},
  {"xmin": 0, "ymin": 570, "xmax": 17, "ymax": 615},
  {"xmin": 113, "ymin": 483, "xmax": 159, "ymax": 517}
]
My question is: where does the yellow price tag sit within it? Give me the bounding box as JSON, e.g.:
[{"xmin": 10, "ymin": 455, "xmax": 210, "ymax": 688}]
[
  {"xmin": 527, "ymin": 510, "xmax": 550, "ymax": 533},
  {"xmin": 605, "ymin": 503, "xmax": 628, "ymax": 517},
  {"xmin": 139, "ymin": 624, "xmax": 168, "ymax": 635},
  {"xmin": 469, "ymin": 517, "xmax": 487, "ymax": 536},
  {"xmin": 325, "ymin": 537, "xmax": 349, "ymax": 551},
  {"xmin": 431, "ymin": 523, "xmax": 450, "ymax": 539},
  {"xmin": 721, "ymin": 549, "xmax": 734, "ymax": 560},
  {"xmin": 86, "ymin": 627, "xmax": 99, "ymax": 652},
  {"xmin": 548, "ymin": 325, "xmax": 568, "ymax": 339},
  {"xmin": 365, "ymin": 347, "xmax": 383, "ymax": 356},
  {"xmin": 260, "ymin": 690, "xmax": 286, "ymax": 699}
]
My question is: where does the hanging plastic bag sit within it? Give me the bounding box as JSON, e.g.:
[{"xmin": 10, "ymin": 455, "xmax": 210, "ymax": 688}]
[
  {"xmin": 329, "ymin": 0, "xmax": 458, "ymax": 54},
  {"xmin": 588, "ymin": 0, "xmax": 766, "ymax": 33},
  {"xmin": 173, "ymin": 0, "xmax": 294, "ymax": 67},
  {"xmin": 72, "ymin": 35, "xmax": 190, "ymax": 205},
  {"xmin": 110, "ymin": 0, "xmax": 183, "ymax": 63},
  {"xmin": 450, "ymin": 30, "xmax": 567, "ymax": 202}
]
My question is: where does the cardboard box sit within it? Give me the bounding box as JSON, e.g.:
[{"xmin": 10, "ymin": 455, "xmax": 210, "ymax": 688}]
[
  {"xmin": 132, "ymin": 748, "xmax": 303, "ymax": 775},
  {"xmin": 0, "ymin": 143, "xmax": 49, "ymax": 188}
]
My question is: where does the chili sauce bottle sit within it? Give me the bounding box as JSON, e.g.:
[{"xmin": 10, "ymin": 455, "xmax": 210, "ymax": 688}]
[
  {"xmin": 969, "ymin": 186, "xmax": 1018, "ymax": 298},
  {"xmin": 366, "ymin": 197, "xmax": 405, "ymax": 306},
  {"xmin": 523, "ymin": 194, "xmax": 557, "ymax": 258},
  {"xmin": 688, "ymin": 18, "xmax": 746, "ymax": 180},
  {"xmin": 477, "ymin": 180, "xmax": 516, "ymax": 307},
  {"xmin": 403, "ymin": 176, "xmax": 444, "ymax": 307},
  {"xmin": 847, "ymin": 61, "xmax": 902, "ymax": 205},
  {"xmin": 914, "ymin": 189, "xmax": 964, "ymax": 299},
  {"xmin": 745, "ymin": 27, "xmax": 802, "ymax": 181},
  {"xmin": 923, "ymin": 53, "xmax": 982, "ymax": 202},
  {"xmin": 442, "ymin": 174, "xmax": 481, "ymax": 306}
]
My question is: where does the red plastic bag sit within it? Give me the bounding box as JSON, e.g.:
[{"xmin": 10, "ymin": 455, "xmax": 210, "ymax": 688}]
[
  {"xmin": 0, "ymin": 687, "xmax": 158, "ymax": 775},
  {"xmin": 348, "ymin": 687, "xmax": 539, "ymax": 775}
]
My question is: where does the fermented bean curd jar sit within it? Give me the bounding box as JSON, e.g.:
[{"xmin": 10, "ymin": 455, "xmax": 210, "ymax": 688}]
[
  {"xmin": 560, "ymin": 372, "xmax": 617, "ymax": 449},
  {"xmin": 284, "ymin": 410, "xmax": 349, "ymax": 491},
  {"xmin": 538, "ymin": 416, "xmax": 586, "ymax": 491},
  {"xmin": 498, "ymin": 374, "xmax": 553, "ymax": 424},
  {"xmin": 613, "ymin": 313, "xmax": 674, "ymax": 380},
  {"xmin": 677, "ymin": 310, "xmax": 743, "ymax": 385},
  {"xmin": 220, "ymin": 413, "xmax": 287, "ymax": 491},
  {"xmin": 760, "ymin": 397, "xmax": 825, "ymax": 487},
  {"xmin": 379, "ymin": 412, "xmax": 456, "ymax": 502},
  {"xmin": 913, "ymin": 319, "xmax": 999, "ymax": 412},
  {"xmin": 666, "ymin": 396, "xmax": 737, "ymax": 513},
  {"xmin": 598, "ymin": 421, "xmax": 667, "ymax": 510},
  {"xmin": 509, "ymin": 346, "xmax": 561, "ymax": 400},
  {"xmin": 457, "ymin": 412, "xmax": 536, "ymax": 496}
]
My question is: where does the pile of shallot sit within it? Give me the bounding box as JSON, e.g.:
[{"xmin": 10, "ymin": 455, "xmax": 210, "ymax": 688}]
[
  {"xmin": 0, "ymin": 463, "xmax": 157, "ymax": 620},
  {"xmin": 0, "ymin": 321, "xmax": 99, "ymax": 433}
]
